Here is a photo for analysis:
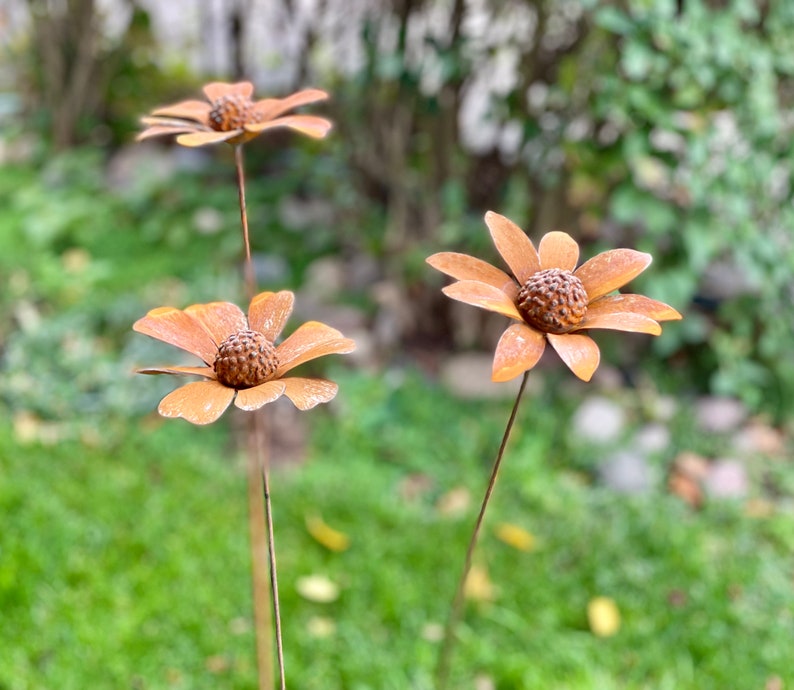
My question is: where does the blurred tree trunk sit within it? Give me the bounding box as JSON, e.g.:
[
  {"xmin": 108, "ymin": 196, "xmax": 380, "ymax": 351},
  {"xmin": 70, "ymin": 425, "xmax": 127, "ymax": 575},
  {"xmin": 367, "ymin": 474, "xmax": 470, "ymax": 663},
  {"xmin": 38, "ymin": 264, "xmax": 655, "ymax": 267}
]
[
  {"xmin": 322, "ymin": 0, "xmax": 598, "ymax": 347},
  {"xmin": 28, "ymin": 0, "xmax": 105, "ymax": 149},
  {"xmin": 229, "ymin": 0, "xmax": 254, "ymax": 80}
]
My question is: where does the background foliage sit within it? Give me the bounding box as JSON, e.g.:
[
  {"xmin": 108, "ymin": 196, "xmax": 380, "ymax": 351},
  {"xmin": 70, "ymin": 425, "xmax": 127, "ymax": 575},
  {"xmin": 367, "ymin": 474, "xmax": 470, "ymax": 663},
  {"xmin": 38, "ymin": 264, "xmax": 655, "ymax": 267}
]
[
  {"xmin": 2, "ymin": 0, "xmax": 794, "ymax": 688},
  {"xmin": 5, "ymin": 0, "xmax": 794, "ymax": 414}
]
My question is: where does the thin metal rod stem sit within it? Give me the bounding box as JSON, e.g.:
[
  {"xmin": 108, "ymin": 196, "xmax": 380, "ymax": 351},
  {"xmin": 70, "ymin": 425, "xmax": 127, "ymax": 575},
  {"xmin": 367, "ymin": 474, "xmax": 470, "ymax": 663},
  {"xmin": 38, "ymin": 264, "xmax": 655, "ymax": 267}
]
[
  {"xmin": 256, "ymin": 412, "xmax": 286, "ymax": 690},
  {"xmin": 234, "ymin": 144, "xmax": 256, "ymax": 300},
  {"xmin": 235, "ymin": 143, "xmax": 280, "ymax": 689},
  {"xmin": 246, "ymin": 416, "xmax": 274, "ymax": 690},
  {"xmin": 435, "ymin": 370, "xmax": 530, "ymax": 689}
]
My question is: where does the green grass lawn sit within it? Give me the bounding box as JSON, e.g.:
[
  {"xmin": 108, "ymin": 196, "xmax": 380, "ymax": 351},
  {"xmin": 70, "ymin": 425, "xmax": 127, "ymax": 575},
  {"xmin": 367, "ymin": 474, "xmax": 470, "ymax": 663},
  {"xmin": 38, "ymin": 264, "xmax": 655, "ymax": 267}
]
[
  {"xmin": 1, "ymin": 150, "xmax": 793, "ymax": 689},
  {"xmin": 2, "ymin": 369, "xmax": 793, "ymax": 690}
]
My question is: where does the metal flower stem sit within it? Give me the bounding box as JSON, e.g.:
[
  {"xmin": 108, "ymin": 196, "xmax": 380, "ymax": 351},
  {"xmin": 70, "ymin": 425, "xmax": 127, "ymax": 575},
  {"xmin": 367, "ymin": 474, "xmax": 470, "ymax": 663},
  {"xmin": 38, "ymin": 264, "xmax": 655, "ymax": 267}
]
[
  {"xmin": 235, "ymin": 144, "xmax": 257, "ymax": 300},
  {"xmin": 435, "ymin": 370, "xmax": 530, "ymax": 690},
  {"xmin": 246, "ymin": 413, "xmax": 275, "ymax": 690},
  {"xmin": 234, "ymin": 143, "xmax": 286, "ymax": 690},
  {"xmin": 257, "ymin": 416, "xmax": 286, "ymax": 690}
]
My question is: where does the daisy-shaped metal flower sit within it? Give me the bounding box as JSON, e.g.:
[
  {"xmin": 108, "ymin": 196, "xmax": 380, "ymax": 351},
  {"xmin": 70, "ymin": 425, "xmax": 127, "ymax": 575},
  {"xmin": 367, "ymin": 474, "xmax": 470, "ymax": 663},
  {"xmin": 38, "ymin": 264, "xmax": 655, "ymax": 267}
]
[
  {"xmin": 133, "ymin": 291, "xmax": 355, "ymax": 425},
  {"xmin": 137, "ymin": 81, "xmax": 332, "ymax": 147},
  {"xmin": 427, "ymin": 211, "xmax": 682, "ymax": 383}
]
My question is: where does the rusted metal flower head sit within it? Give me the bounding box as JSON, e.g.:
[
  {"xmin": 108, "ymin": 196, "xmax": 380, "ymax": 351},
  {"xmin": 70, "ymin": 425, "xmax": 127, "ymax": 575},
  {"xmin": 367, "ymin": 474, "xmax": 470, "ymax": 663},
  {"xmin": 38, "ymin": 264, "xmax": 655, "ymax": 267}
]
[
  {"xmin": 427, "ymin": 211, "xmax": 682, "ymax": 382},
  {"xmin": 133, "ymin": 291, "xmax": 355, "ymax": 424},
  {"xmin": 137, "ymin": 81, "xmax": 332, "ymax": 147}
]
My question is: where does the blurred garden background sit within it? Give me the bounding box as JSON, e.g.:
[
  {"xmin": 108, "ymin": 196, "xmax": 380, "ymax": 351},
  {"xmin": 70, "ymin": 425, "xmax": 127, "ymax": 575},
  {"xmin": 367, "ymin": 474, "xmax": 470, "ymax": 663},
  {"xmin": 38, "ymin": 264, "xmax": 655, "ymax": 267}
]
[{"xmin": 1, "ymin": 0, "xmax": 794, "ymax": 688}]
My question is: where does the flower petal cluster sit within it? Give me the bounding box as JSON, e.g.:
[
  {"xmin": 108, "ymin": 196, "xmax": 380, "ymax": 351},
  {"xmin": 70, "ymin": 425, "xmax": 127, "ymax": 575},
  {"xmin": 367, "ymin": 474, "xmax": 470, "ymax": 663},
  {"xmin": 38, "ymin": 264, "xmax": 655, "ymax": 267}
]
[
  {"xmin": 133, "ymin": 290, "xmax": 355, "ymax": 424},
  {"xmin": 137, "ymin": 81, "xmax": 332, "ymax": 147},
  {"xmin": 427, "ymin": 211, "xmax": 681, "ymax": 382}
]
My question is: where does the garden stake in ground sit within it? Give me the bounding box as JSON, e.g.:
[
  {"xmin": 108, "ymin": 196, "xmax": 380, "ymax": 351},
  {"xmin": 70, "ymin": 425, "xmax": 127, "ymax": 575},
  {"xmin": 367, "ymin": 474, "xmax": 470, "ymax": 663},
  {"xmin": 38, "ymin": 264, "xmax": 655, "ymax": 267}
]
[
  {"xmin": 427, "ymin": 210, "xmax": 682, "ymax": 688},
  {"xmin": 134, "ymin": 80, "xmax": 343, "ymax": 690}
]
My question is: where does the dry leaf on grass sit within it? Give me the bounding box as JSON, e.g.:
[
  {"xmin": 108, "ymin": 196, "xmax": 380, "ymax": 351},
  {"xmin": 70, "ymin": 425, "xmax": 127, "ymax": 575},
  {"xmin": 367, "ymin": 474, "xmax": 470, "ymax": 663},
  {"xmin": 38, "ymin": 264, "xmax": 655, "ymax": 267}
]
[
  {"xmin": 587, "ymin": 596, "xmax": 621, "ymax": 637},
  {"xmin": 306, "ymin": 616, "xmax": 336, "ymax": 638},
  {"xmin": 464, "ymin": 564, "xmax": 496, "ymax": 602},
  {"xmin": 495, "ymin": 522, "xmax": 537, "ymax": 552},
  {"xmin": 436, "ymin": 486, "xmax": 471, "ymax": 517},
  {"xmin": 296, "ymin": 574, "xmax": 340, "ymax": 603},
  {"xmin": 306, "ymin": 514, "xmax": 351, "ymax": 552}
]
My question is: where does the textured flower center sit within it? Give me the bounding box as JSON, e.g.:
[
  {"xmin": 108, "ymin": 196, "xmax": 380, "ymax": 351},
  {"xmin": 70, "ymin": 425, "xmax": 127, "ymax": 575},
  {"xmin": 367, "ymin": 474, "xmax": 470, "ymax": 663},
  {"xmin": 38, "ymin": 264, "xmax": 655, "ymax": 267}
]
[
  {"xmin": 208, "ymin": 95, "xmax": 263, "ymax": 132},
  {"xmin": 214, "ymin": 330, "xmax": 279, "ymax": 389},
  {"xmin": 517, "ymin": 268, "xmax": 588, "ymax": 334}
]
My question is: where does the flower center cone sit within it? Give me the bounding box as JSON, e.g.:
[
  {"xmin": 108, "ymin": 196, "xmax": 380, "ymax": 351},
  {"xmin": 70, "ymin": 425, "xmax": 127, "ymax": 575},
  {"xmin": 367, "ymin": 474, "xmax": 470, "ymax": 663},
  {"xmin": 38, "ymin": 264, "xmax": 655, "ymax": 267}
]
[
  {"xmin": 214, "ymin": 330, "xmax": 279, "ymax": 388},
  {"xmin": 517, "ymin": 268, "xmax": 588, "ymax": 334},
  {"xmin": 209, "ymin": 95, "xmax": 262, "ymax": 131}
]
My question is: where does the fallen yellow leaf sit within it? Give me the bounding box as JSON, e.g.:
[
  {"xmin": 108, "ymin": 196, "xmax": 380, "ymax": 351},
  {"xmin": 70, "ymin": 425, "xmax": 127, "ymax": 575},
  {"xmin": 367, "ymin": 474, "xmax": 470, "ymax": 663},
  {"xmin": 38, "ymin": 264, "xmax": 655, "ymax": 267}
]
[
  {"xmin": 205, "ymin": 654, "xmax": 230, "ymax": 673},
  {"xmin": 495, "ymin": 522, "xmax": 536, "ymax": 552},
  {"xmin": 306, "ymin": 514, "xmax": 350, "ymax": 552},
  {"xmin": 306, "ymin": 616, "xmax": 336, "ymax": 638},
  {"xmin": 421, "ymin": 622, "xmax": 444, "ymax": 642},
  {"xmin": 296, "ymin": 574, "xmax": 340, "ymax": 603},
  {"xmin": 587, "ymin": 596, "xmax": 621, "ymax": 637},
  {"xmin": 436, "ymin": 486, "xmax": 471, "ymax": 517},
  {"xmin": 464, "ymin": 564, "xmax": 496, "ymax": 602}
]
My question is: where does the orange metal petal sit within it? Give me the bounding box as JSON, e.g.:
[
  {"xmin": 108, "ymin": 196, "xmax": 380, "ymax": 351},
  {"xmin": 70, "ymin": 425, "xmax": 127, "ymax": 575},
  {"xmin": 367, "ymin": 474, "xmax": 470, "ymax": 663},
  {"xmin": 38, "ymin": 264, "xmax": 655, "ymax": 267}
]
[
  {"xmin": 234, "ymin": 380, "xmax": 287, "ymax": 411},
  {"xmin": 137, "ymin": 365, "xmax": 216, "ymax": 378},
  {"xmin": 253, "ymin": 88, "xmax": 330, "ymax": 121},
  {"xmin": 176, "ymin": 130, "xmax": 241, "ymax": 147},
  {"xmin": 547, "ymin": 333, "xmax": 600, "ymax": 382},
  {"xmin": 492, "ymin": 323, "xmax": 546, "ymax": 382},
  {"xmin": 136, "ymin": 124, "xmax": 200, "ymax": 141},
  {"xmin": 484, "ymin": 211, "xmax": 540, "ymax": 284},
  {"xmin": 203, "ymin": 81, "xmax": 254, "ymax": 101},
  {"xmin": 281, "ymin": 377, "xmax": 339, "ymax": 410},
  {"xmin": 580, "ymin": 311, "xmax": 662, "ymax": 335},
  {"xmin": 244, "ymin": 115, "xmax": 333, "ymax": 139},
  {"xmin": 248, "ymin": 291, "xmax": 295, "ymax": 341},
  {"xmin": 151, "ymin": 99, "xmax": 211, "ymax": 123},
  {"xmin": 139, "ymin": 115, "xmax": 196, "ymax": 126},
  {"xmin": 574, "ymin": 249, "xmax": 652, "ymax": 302},
  {"xmin": 441, "ymin": 280, "xmax": 523, "ymax": 321},
  {"xmin": 276, "ymin": 322, "xmax": 356, "ymax": 376},
  {"xmin": 133, "ymin": 307, "xmax": 218, "ymax": 365},
  {"xmin": 157, "ymin": 380, "xmax": 235, "ymax": 425},
  {"xmin": 538, "ymin": 231, "xmax": 579, "ymax": 271},
  {"xmin": 185, "ymin": 302, "xmax": 247, "ymax": 346},
  {"xmin": 587, "ymin": 294, "xmax": 682, "ymax": 322},
  {"xmin": 426, "ymin": 252, "xmax": 517, "ymax": 295}
]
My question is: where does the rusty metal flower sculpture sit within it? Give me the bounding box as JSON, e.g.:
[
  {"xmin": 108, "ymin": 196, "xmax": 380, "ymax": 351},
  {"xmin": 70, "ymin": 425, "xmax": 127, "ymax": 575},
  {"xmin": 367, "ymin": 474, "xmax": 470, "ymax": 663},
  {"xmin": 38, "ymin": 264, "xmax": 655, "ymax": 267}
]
[
  {"xmin": 133, "ymin": 290, "xmax": 355, "ymax": 425},
  {"xmin": 429, "ymin": 211, "xmax": 682, "ymax": 689},
  {"xmin": 137, "ymin": 81, "xmax": 332, "ymax": 147},
  {"xmin": 427, "ymin": 211, "xmax": 681, "ymax": 383},
  {"xmin": 133, "ymin": 78, "xmax": 338, "ymax": 689}
]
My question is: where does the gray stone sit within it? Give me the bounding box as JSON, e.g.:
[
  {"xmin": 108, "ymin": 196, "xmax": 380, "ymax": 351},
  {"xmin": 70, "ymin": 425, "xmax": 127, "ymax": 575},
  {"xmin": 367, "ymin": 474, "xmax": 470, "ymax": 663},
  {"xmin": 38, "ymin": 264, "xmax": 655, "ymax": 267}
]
[
  {"xmin": 346, "ymin": 255, "xmax": 380, "ymax": 290},
  {"xmin": 371, "ymin": 281, "xmax": 414, "ymax": 350},
  {"xmin": 278, "ymin": 196, "xmax": 335, "ymax": 231},
  {"xmin": 193, "ymin": 207, "xmax": 224, "ymax": 235},
  {"xmin": 302, "ymin": 257, "xmax": 346, "ymax": 299},
  {"xmin": 106, "ymin": 142, "xmax": 176, "ymax": 191},
  {"xmin": 600, "ymin": 451, "xmax": 652, "ymax": 494},
  {"xmin": 440, "ymin": 353, "xmax": 525, "ymax": 400},
  {"xmin": 633, "ymin": 423, "xmax": 671, "ymax": 454},
  {"xmin": 650, "ymin": 395, "xmax": 678, "ymax": 423},
  {"xmin": 252, "ymin": 253, "xmax": 290, "ymax": 284},
  {"xmin": 695, "ymin": 396, "xmax": 748, "ymax": 434},
  {"xmin": 572, "ymin": 396, "xmax": 626, "ymax": 444},
  {"xmin": 704, "ymin": 459, "xmax": 748, "ymax": 498},
  {"xmin": 591, "ymin": 363, "xmax": 624, "ymax": 391},
  {"xmin": 339, "ymin": 327, "xmax": 377, "ymax": 368}
]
